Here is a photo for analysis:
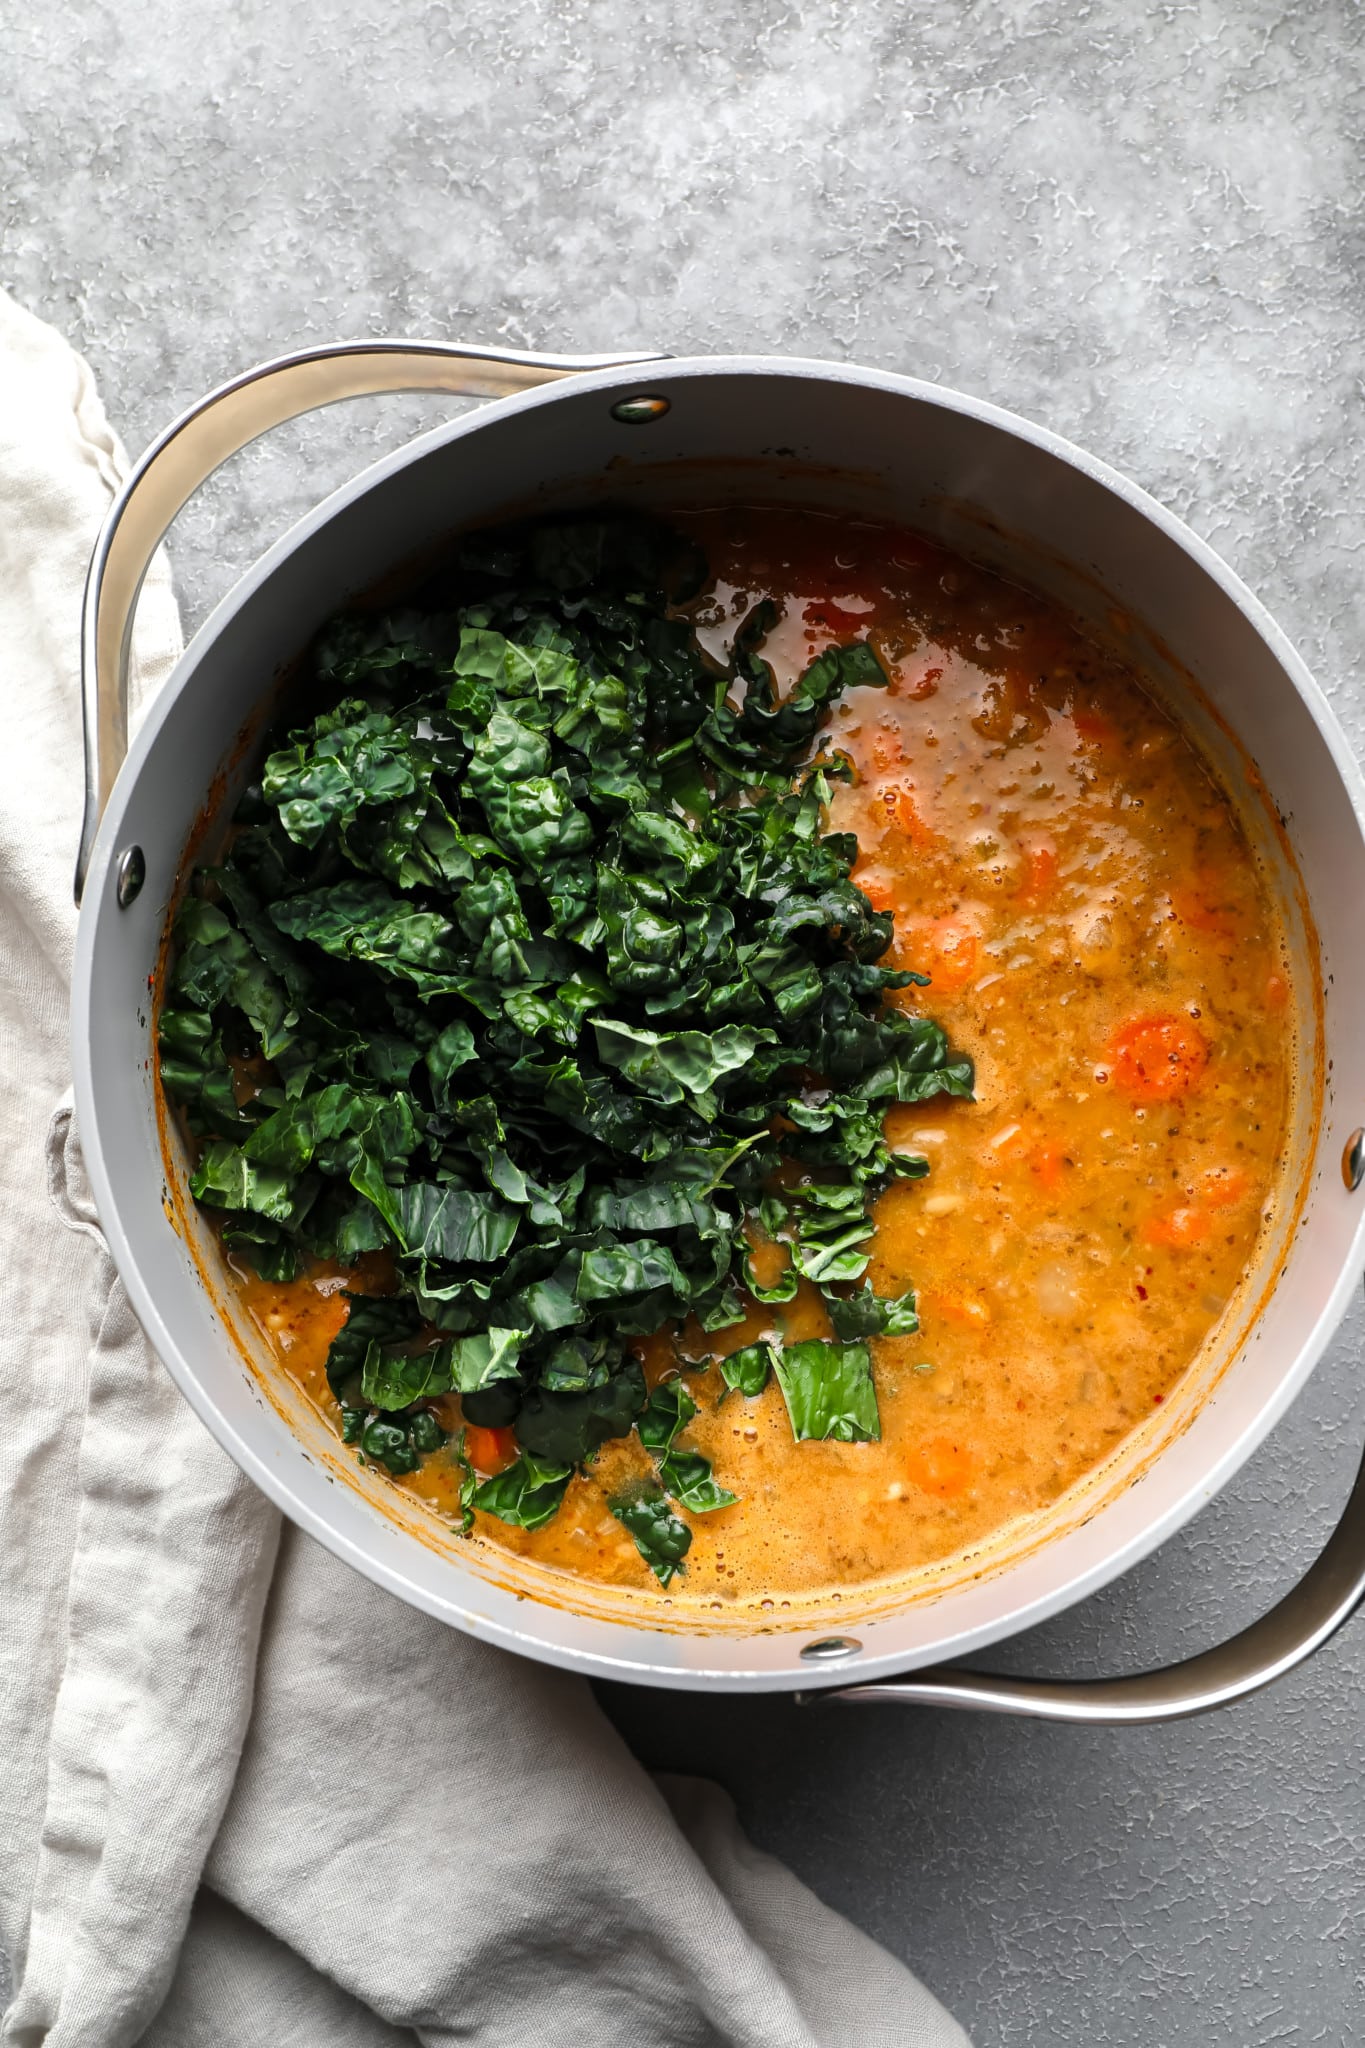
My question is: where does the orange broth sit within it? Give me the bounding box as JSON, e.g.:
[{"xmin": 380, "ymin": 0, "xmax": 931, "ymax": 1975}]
[{"xmin": 230, "ymin": 508, "xmax": 1293, "ymax": 1613}]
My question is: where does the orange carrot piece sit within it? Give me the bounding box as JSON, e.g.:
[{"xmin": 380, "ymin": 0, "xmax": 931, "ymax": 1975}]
[
  {"xmin": 464, "ymin": 1425, "xmax": 517, "ymax": 1475},
  {"xmin": 1105, "ymin": 1012, "xmax": 1209, "ymax": 1100},
  {"xmin": 1018, "ymin": 841, "xmax": 1058, "ymax": 903},
  {"xmin": 1199, "ymin": 1166, "xmax": 1249, "ymax": 1210},
  {"xmin": 985, "ymin": 1123, "xmax": 1065, "ymax": 1191},
  {"xmin": 924, "ymin": 1291, "xmax": 992, "ymax": 1329},
  {"xmin": 1142, "ymin": 1205, "xmax": 1212, "ymax": 1250},
  {"xmin": 1031, "ymin": 1143, "xmax": 1065, "ymax": 1192},
  {"xmin": 904, "ymin": 1436, "xmax": 976, "ymax": 1499},
  {"xmin": 907, "ymin": 914, "xmax": 978, "ymax": 994}
]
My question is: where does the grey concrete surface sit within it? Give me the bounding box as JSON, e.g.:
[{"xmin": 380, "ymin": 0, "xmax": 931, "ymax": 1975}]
[{"xmin": 4, "ymin": 2, "xmax": 1365, "ymax": 2041}]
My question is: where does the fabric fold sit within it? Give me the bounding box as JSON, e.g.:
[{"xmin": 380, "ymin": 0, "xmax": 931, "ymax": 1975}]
[
  {"xmin": 204, "ymin": 1529, "xmax": 967, "ymax": 2048},
  {"xmin": 0, "ymin": 289, "xmax": 283, "ymax": 2048}
]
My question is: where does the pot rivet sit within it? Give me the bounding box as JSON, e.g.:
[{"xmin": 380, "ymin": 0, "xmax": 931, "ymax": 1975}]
[
  {"xmin": 800, "ymin": 1636, "xmax": 863, "ymax": 1662},
  {"xmin": 116, "ymin": 845, "xmax": 145, "ymax": 909},
  {"xmin": 1343, "ymin": 1129, "xmax": 1365, "ymax": 1193},
  {"xmin": 610, "ymin": 393, "xmax": 671, "ymax": 425}
]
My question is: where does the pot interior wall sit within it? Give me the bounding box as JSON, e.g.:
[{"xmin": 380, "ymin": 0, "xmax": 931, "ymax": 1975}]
[{"xmin": 75, "ymin": 361, "xmax": 1365, "ymax": 1689}]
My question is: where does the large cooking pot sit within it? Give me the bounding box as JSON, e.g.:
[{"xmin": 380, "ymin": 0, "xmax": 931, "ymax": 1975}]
[{"xmin": 70, "ymin": 341, "xmax": 1365, "ymax": 1715}]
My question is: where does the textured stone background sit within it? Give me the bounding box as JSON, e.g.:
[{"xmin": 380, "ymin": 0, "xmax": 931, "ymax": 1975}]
[{"xmin": 4, "ymin": 2, "xmax": 1365, "ymax": 2041}]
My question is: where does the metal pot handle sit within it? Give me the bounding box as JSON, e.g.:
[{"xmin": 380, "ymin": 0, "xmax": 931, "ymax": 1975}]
[
  {"xmin": 806, "ymin": 1438, "xmax": 1365, "ymax": 1722},
  {"xmin": 76, "ymin": 338, "xmax": 669, "ymax": 901}
]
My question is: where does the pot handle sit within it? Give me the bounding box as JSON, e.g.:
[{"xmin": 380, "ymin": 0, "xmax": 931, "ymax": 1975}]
[
  {"xmin": 806, "ymin": 1439, "xmax": 1365, "ymax": 1722},
  {"xmin": 76, "ymin": 338, "xmax": 670, "ymax": 901}
]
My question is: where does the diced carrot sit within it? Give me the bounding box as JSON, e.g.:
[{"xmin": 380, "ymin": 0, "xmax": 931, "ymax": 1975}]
[
  {"xmin": 1265, "ymin": 971, "xmax": 1289, "ymax": 1011},
  {"xmin": 986, "ymin": 1122, "xmax": 1072, "ymax": 1196},
  {"xmin": 984, "ymin": 1123, "xmax": 1065, "ymax": 1191},
  {"xmin": 906, "ymin": 914, "xmax": 979, "ymax": 994},
  {"xmin": 1031, "ymin": 1143, "xmax": 1065, "ymax": 1192},
  {"xmin": 1105, "ymin": 1012, "xmax": 1209, "ymax": 1100},
  {"xmin": 1142, "ymin": 1205, "xmax": 1211, "ymax": 1250},
  {"xmin": 925, "ymin": 1291, "xmax": 992, "ymax": 1329},
  {"xmin": 1018, "ymin": 841, "xmax": 1058, "ymax": 903},
  {"xmin": 1199, "ymin": 1166, "xmax": 1248, "ymax": 1210},
  {"xmin": 464, "ymin": 1425, "xmax": 517, "ymax": 1475},
  {"xmin": 904, "ymin": 1436, "xmax": 976, "ymax": 1499}
]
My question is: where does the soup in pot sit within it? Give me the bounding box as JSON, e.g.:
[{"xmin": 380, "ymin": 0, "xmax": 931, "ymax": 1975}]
[{"xmin": 161, "ymin": 507, "xmax": 1293, "ymax": 1615}]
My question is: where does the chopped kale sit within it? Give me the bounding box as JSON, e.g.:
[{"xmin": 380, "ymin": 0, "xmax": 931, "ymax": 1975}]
[
  {"xmin": 472, "ymin": 1451, "xmax": 573, "ymax": 1531},
  {"xmin": 159, "ymin": 512, "xmax": 973, "ymax": 1581},
  {"xmin": 610, "ymin": 1485, "xmax": 694, "ymax": 1585},
  {"xmin": 772, "ymin": 1339, "xmax": 881, "ymax": 1444},
  {"xmin": 719, "ymin": 1342, "xmax": 775, "ymax": 1399},
  {"xmin": 825, "ymin": 1283, "xmax": 920, "ymax": 1340},
  {"xmin": 658, "ymin": 1450, "xmax": 737, "ymax": 1515}
]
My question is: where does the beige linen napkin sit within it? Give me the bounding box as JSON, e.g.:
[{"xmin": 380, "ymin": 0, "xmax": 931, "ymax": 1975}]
[{"xmin": 0, "ymin": 284, "xmax": 971, "ymax": 2048}]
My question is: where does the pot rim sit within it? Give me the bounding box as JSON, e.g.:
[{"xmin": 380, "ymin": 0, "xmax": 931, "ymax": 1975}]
[{"xmin": 71, "ymin": 351, "xmax": 1365, "ymax": 1689}]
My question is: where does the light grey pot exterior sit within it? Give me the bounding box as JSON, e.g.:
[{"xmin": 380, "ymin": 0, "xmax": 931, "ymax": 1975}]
[{"xmin": 70, "ymin": 356, "xmax": 1365, "ymax": 1694}]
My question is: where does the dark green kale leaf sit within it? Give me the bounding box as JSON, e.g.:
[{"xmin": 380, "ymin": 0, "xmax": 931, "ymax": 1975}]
[
  {"xmin": 472, "ymin": 1452, "xmax": 573, "ymax": 1531},
  {"xmin": 787, "ymin": 1181, "xmax": 877, "ymax": 1286},
  {"xmin": 658, "ymin": 1450, "xmax": 737, "ymax": 1514},
  {"xmin": 262, "ymin": 703, "xmax": 424, "ymax": 848},
  {"xmin": 323, "ymin": 1294, "xmax": 423, "ymax": 1400},
  {"xmin": 395, "ymin": 1185, "xmax": 520, "ymax": 1265},
  {"xmin": 158, "ymin": 1006, "xmax": 248, "ymax": 1137},
  {"xmin": 360, "ymin": 1416, "xmax": 421, "ymax": 1475},
  {"xmin": 514, "ymin": 1359, "xmax": 647, "ymax": 1466},
  {"xmin": 637, "ymin": 1378, "xmax": 697, "ymax": 1451},
  {"xmin": 771, "ymin": 1339, "xmax": 881, "ymax": 1443},
  {"xmin": 609, "ymin": 1486, "xmax": 693, "ymax": 1585},
  {"xmin": 826, "ymin": 1284, "xmax": 920, "ymax": 1340},
  {"xmin": 361, "ymin": 1346, "xmax": 452, "ymax": 1411},
  {"xmin": 441, "ymin": 1326, "xmax": 529, "ymax": 1392},
  {"xmin": 269, "ymin": 880, "xmax": 470, "ymax": 996},
  {"xmin": 220, "ymin": 1216, "xmax": 300, "ymax": 1283},
  {"xmin": 634, "ymin": 1378, "xmax": 737, "ymax": 1514},
  {"xmin": 460, "ymin": 1381, "xmax": 522, "ymax": 1429},
  {"xmin": 169, "ymin": 898, "xmax": 299, "ymax": 1063},
  {"xmin": 719, "ymin": 1342, "xmax": 775, "ymax": 1398}
]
